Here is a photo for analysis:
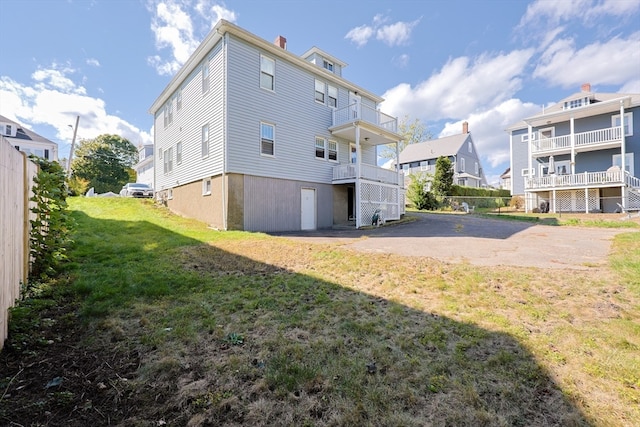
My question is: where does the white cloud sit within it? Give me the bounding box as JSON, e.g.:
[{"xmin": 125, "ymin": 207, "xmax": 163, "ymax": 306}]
[
  {"xmin": 86, "ymin": 58, "xmax": 101, "ymax": 67},
  {"xmin": 393, "ymin": 54, "xmax": 410, "ymax": 68},
  {"xmin": 519, "ymin": 0, "xmax": 640, "ymax": 28},
  {"xmin": 376, "ymin": 19, "xmax": 420, "ymax": 46},
  {"xmin": 381, "ymin": 49, "xmax": 534, "ymax": 121},
  {"xmin": 147, "ymin": 0, "xmax": 237, "ymax": 76},
  {"xmin": 619, "ymin": 78, "xmax": 640, "ymax": 93},
  {"xmin": 0, "ymin": 68, "xmax": 152, "ymax": 155},
  {"xmin": 345, "ymin": 24, "xmax": 374, "ymax": 47},
  {"xmin": 533, "ymin": 32, "xmax": 640, "ymax": 88},
  {"xmin": 345, "ymin": 15, "xmax": 420, "ymax": 47}
]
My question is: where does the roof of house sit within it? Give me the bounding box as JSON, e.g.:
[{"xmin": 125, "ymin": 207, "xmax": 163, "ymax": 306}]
[
  {"xmin": 0, "ymin": 114, "xmax": 57, "ymax": 146},
  {"xmin": 506, "ymin": 90, "xmax": 640, "ymax": 131},
  {"xmin": 149, "ymin": 20, "xmax": 384, "ymax": 114},
  {"xmin": 500, "ymin": 167, "xmax": 511, "ymax": 179},
  {"xmin": 398, "ymin": 133, "xmax": 471, "ymax": 164}
]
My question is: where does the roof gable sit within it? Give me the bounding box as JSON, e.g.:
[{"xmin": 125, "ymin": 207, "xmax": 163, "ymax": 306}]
[{"xmin": 399, "ymin": 133, "xmax": 471, "ymax": 164}]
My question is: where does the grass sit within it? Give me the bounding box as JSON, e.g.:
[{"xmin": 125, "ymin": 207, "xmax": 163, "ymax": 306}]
[{"xmin": 2, "ymin": 197, "xmax": 639, "ymax": 426}]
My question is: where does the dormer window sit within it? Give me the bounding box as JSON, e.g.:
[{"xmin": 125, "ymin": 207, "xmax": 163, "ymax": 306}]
[
  {"xmin": 563, "ymin": 96, "xmax": 590, "ymax": 110},
  {"xmin": 323, "ymin": 60, "xmax": 334, "ymax": 72},
  {"xmin": 5, "ymin": 125, "xmax": 12, "ymax": 135}
]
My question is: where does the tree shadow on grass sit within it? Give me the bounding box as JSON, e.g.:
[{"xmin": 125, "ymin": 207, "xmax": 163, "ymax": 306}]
[{"xmin": 1, "ymin": 207, "xmax": 591, "ymax": 426}]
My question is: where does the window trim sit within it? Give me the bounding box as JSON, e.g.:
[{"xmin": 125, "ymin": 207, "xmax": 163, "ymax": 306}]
[
  {"xmin": 260, "ymin": 54, "xmax": 275, "ymax": 91},
  {"xmin": 202, "ymin": 62, "xmax": 210, "ymax": 94},
  {"xmin": 167, "ymin": 188, "xmax": 173, "ymax": 200},
  {"xmin": 328, "ymin": 139, "xmax": 338, "ymax": 162},
  {"xmin": 521, "ymin": 168, "xmax": 536, "ymax": 177},
  {"xmin": 260, "ymin": 122, "xmax": 275, "ymax": 157},
  {"xmin": 163, "ymin": 147, "xmax": 173, "ymax": 174},
  {"xmin": 315, "ymin": 79, "xmax": 325, "ymax": 104},
  {"xmin": 176, "ymin": 141, "xmax": 182, "ymax": 165},
  {"xmin": 612, "ymin": 112, "xmax": 633, "ymax": 136},
  {"xmin": 459, "ymin": 157, "xmax": 466, "ymax": 172}
]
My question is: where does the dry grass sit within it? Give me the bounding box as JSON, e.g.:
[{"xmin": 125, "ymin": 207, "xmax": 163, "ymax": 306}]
[{"xmin": 2, "ymin": 197, "xmax": 638, "ymax": 426}]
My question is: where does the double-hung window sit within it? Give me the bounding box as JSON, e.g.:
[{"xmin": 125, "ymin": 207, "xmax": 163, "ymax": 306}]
[
  {"xmin": 612, "ymin": 112, "xmax": 633, "ymax": 136},
  {"xmin": 328, "ymin": 85, "xmax": 337, "ymax": 108},
  {"xmin": 260, "ymin": 55, "xmax": 275, "ymax": 90},
  {"xmin": 261, "ymin": 122, "xmax": 275, "ymax": 156},
  {"xmin": 459, "ymin": 158, "xmax": 466, "ymax": 172},
  {"xmin": 202, "ymin": 124, "xmax": 209, "ymax": 158},
  {"xmin": 315, "ymin": 137, "xmax": 326, "ymax": 159},
  {"xmin": 176, "ymin": 141, "xmax": 182, "ymax": 165},
  {"xmin": 328, "ymin": 140, "xmax": 338, "ymax": 161},
  {"xmin": 315, "ymin": 80, "xmax": 325, "ymax": 104},
  {"xmin": 176, "ymin": 89, "xmax": 182, "ymax": 111},
  {"xmin": 164, "ymin": 147, "xmax": 173, "ymax": 174},
  {"xmin": 202, "ymin": 62, "xmax": 210, "ymax": 93}
]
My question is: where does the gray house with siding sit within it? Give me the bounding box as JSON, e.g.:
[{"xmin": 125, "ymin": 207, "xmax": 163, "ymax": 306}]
[
  {"xmin": 398, "ymin": 122, "xmax": 487, "ymax": 188},
  {"xmin": 149, "ymin": 20, "xmax": 403, "ymax": 231},
  {"xmin": 507, "ymin": 84, "xmax": 640, "ymax": 213}
]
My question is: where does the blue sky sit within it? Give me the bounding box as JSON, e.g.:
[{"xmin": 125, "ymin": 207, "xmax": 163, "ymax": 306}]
[{"xmin": 1, "ymin": 0, "xmax": 639, "ymax": 185}]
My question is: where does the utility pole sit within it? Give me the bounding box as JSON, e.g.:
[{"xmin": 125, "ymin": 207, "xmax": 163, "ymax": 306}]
[{"xmin": 66, "ymin": 115, "xmax": 80, "ymax": 178}]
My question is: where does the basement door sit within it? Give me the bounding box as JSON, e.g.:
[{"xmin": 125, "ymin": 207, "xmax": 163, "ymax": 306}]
[{"xmin": 301, "ymin": 188, "xmax": 316, "ymax": 230}]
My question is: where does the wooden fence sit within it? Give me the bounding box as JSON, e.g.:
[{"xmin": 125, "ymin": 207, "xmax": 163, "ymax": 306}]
[{"xmin": 0, "ymin": 136, "xmax": 38, "ymax": 349}]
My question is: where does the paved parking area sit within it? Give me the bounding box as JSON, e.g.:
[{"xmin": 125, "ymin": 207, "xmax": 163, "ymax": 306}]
[{"xmin": 276, "ymin": 213, "xmax": 635, "ymax": 270}]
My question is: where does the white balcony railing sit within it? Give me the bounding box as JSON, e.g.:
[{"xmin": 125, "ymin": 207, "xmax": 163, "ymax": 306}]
[
  {"xmin": 333, "ymin": 163, "xmax": 402, "ymax": 186},
  {"xmin": 525, "ymin": 170, "xmax": 624, "ymax": 190},
  {"xmin": 332, "ymin": 103, "xmax": 397, "ymax": 133},
  {"xmin": 531, "ymin": 126, "xmax": 622, "ymax": 154}
]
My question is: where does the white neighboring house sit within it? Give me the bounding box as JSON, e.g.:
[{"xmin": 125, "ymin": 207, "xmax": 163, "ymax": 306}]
[
  {"xmin": 149, "ymin": 20, "xmax": 404, "ymax": 231},
  {"xmin": 0, "ymin": 115, "xmax": 58, "ymax": 162},
  {"xmin": 134, "ymin": 143, "xmax": 154, "ymax": 188}
]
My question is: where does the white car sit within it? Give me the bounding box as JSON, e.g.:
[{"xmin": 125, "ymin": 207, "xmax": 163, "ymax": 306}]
[{"xmin": 120, "ymin": 183, "xmax": 154, "ymax": 198}]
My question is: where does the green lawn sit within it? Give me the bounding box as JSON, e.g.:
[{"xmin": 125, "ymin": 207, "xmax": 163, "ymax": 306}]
[{"xmin": 2, "ymin": 197, "xmax": 639, "ymax": 426}]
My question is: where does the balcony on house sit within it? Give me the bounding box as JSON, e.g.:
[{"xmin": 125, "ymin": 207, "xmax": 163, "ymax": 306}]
[
  {"xmin": 531, "ymin": 126, "xmax": 623, "ymax": 156},
  {"xmin": 525, "ymin": 169, "xmax": 639, "ymax": 190},
  {"xmin": 332, "ymin": 102, "xmax": 397, "ymax": 133},
  {"xmin": 332, "ymin": 163, "xmax": 403, "ymax": 186}
]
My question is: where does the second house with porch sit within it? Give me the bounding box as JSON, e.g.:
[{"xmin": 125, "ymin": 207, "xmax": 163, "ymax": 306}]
[
  {"xmin": 507, "ymin": 84, "xmax": 640, "ymax": 213},
  {"xmin": 150, "ymin": 20, "xmax": 403, "ymax": 231}
]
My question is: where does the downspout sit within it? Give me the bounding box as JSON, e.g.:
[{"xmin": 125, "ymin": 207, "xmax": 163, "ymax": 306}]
[
  {"xmin": 221, "ymin": 31, "xmax": 228, "ymax": 230},
  {"xmin": 355, "ymin": 125, "xmax": 361, "ymax": 228},
  {"xmin": 620, "ymin": 100, "xmax": 627, "ymax": 209}
]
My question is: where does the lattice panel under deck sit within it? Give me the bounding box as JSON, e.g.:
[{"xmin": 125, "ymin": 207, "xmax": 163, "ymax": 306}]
[
  {"xmin": 629, "ymin": 188, "xmax": 640, "ymax": 209},
  {"xmin": 360, "ymin": 181, "xmax": 401, "ymax": 225},
  {"xmin": 556, "ymin": 189, "xmax": 598, "ymax": 212}
]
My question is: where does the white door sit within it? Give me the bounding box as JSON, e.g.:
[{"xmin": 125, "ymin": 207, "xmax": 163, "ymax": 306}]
[{"xmin": 301, "ymin": 188, "xmax": 316, "ymax": 230}]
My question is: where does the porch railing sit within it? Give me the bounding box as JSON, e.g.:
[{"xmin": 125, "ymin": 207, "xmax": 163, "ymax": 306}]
[
  {"xmin": 332, "ymin": 103, "xmax": 397, "ymax": 132},
  {"xmin": 333, "ymin": 163, "xmax": 402, "ymax": 186},
  {"xmin": 525, "ymin": 170, "xmax": 624, "ymax": 189},
  {"xmin": 531, "ymin": 126, "xmax": 622, "ymax": 154}
]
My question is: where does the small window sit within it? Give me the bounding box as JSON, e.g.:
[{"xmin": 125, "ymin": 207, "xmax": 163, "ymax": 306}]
[
  {"xmin": 328, "ymin": 85, "xmax": 337, "ymax": 108},
  {"xmin": 475, "ymin": 162, "xmax": 479, "ymax": 175},
  {"xmin": 176, "ymin": 141, "xmax": 182, "ymax": 164},
  {"xmin": 158, "ymin": 148, "xmax": 163, "ymax": 160},
  {"xmin": 328, "ymin": 140, "xmax": 338, "ymax": 161},
  {"xmin": 459, "ymin": 158, "xmax": 465, "ymax": 172},
  {"xmin": 323, "ymin": 60, "xmax": 334, "ymax": 72},
  {"xmin": 202, "ymin": 62, "xmax": 210, "ymax": 93},
  {"xmin": 45, "ymin": 149, "xmax": 49, "ymax": 160},
  {"xmin": 612, "ymin": 112, "xmax": 633, "ymax": 136},
  {"xmin": 168, "ymin": 100, "xmax": 173, "ymax": 125},
  {"xmin": 315, "ymin": 79, "xmax": 325, "ymax": 103},
  {"xmin": 202, "ymin": 124, "xmax": 209, "ymax": 157},
  {"xmin": 163, "ymin": 106, "xmax": 168, "ymax": 128},
  {"xmin": 315, "ymin": 137, "xmax": 326, "ymax": 159},
  {"xmin": 468, "ymin": 141, "xmax": 472, "ymax": 153},
  {"xmin": 167, "ymin": 188, "xmax": 173, "ymax": 200},
  {"xmin": 202, "ymin": 178, "xmax": 211, "ymax": 195},
  {"xmin": 261, "ymin": 122, "xmax": 275, "ymax": 156},
  {"xmin": 521, "ymin": 168, "xmax": 536, "ymax": 176},
  {"xmin": 260, "ymin": 55, "xmax": 275, "ymax": 91},
  {"xmin": 176, "ymin": 89, "xmax": 182, "ymax": 111},
  {"xmin": 6, "ymin": 125, "xmax": 12, "ymax": 135},
  {"xmin": 420, "ymin": 161, "xmax": 427, "ymax": 171}
]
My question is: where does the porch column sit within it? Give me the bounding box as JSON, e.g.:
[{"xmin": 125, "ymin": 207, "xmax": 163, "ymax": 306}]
[
  {"xmin": 396, "ymin": 140, "xmax": 401, "ymax": 216},
  {"xmin": 526, "ymin": 124, "xmax": 533, "ymax": 213},
  {"xmin": 552, "ymin": 189, "xmax": 556, "ymax": 213},
  {"xmin": 355, "ymin": 125, "xmax": 361, "ymax": 228},
  {"xmin": 585, "ymin": 187, "xmax": 589, "ymax": 214},
  {"xmin": 620, "ymin": 100, "xmax": 627, "ymax": 209},
  {"xmin": 570, "ymin": 117, "xmax": 576, "ymax": 174}
]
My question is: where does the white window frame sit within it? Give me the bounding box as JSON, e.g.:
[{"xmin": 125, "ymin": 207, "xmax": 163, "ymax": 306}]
[
  {"xmin": 539, "ymin": 127, "xmax": 555, "ymax": 140},
  {"xmin": 613, "ymin": 153, "xmax": 634, "ymax": 176},
  {"xmin": 260, "ymin": 122, "xmax": 275, "ymax": 157},
  {"xmin": 328, "ymin": 140, "xmax": 338, "ymax": 162},
  {"xmin": 459, "ymin": 157, "xmax": 465, "ymax": 172},
  {"xmin": 521, "ymin": 168, "xmax": 536, "ymax": 176},
  {"xmin": 315, "ymin": 137, "xmax": 326, "ymax": 159},
  {"xmin": 420, "ymin": 161, "xmax": 428, "ymax": 171},
  {"xmin": 468, "ymin": 141, "xmax": 472, "ymax": 153},
  {"xmin": 202, "ymin": 124, "xmax": 209, "ymax": 158},
  {"xmin": 167, "ymin": 188, "xmax": 173, "ymax": 200},
  {"xmin": 323, "ymin": 60, "xmax": 334, "ymax": 72},
  {"xmin": 163, "ymin": 147, "xmax": 173, "ymax": 174},
  {"xmin": 612, "ymin": 112, "xmax": 633, "ymax": 136},
  {"xmin": 176, "ymin": 89, "xmax": 182, "ymax": 111},
  {"xmin": 315, "ymin": 79, "xmax": 325, "ymax": 104},
  {"xmin": 202, "ymin": 178, "xmax": 212, "ymax": 196},
  {"xmin": 475, "ymin": 162, "xmax": 479, "ymax": 175},
  {"xmin": 328, "ymin": 85, "xmax": 338, "ymax": 108},
  {"xmin": 202, "ymin": 62, "xmax": 210, "ymax": 94},
  {"xmin": 521, "ymin": 132, "xmax": 537, "ymax": 143},
  {"xmin": 176, "ymin": 141, "xmax": 182, "ymax": 165},
  {"xmin": 260, "ymin": 55, "xmax": 275, "ymax": 91}
]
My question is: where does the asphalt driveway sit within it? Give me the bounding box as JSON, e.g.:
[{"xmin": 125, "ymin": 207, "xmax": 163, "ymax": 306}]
[{"xmin": 276, "ymin": 213, "xmax": 634, "ymax": 270}]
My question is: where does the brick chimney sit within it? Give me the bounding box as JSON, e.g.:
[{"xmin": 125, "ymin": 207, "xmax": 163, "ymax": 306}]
[
  {"xmin": 274, "ymin": 35, "xmax": 287, "ymax": 49},
  {"xmin": 581, "ymin": 83, "xmax": 591, "ymax": 93},
  {"xmin": 462, "ymin": 121, "xmax": 469, "ymax": 134}
]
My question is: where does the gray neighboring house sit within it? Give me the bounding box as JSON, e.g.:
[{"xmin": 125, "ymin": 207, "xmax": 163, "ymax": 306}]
[
  {"xmin": 149, "ymin": 20, "xmax": 403, "ymax": 231},
  {"xmin": 0, "ymin": 115, "xmax": 58, "ymax": 161},
  {"xmin": 398, "ymin": 122, "xmax": 488, "ymax": 188},
  {"xmin": 134, "ymin": 143, "xmax": 154, "ymax": 188},
  {"xmin": 507, "ymin": 84, "xmax": 640, "ymax": 213}
]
